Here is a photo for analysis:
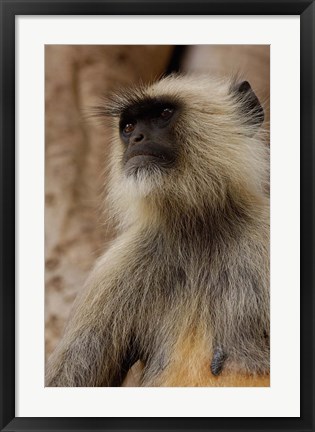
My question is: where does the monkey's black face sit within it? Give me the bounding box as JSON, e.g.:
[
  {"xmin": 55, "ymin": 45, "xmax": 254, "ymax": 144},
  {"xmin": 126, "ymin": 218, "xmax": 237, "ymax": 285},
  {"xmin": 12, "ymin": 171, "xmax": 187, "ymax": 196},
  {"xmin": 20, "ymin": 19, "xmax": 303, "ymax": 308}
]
[{"xmin": 119, "ymin": 98, "xmax": 179, "ymax": 176}]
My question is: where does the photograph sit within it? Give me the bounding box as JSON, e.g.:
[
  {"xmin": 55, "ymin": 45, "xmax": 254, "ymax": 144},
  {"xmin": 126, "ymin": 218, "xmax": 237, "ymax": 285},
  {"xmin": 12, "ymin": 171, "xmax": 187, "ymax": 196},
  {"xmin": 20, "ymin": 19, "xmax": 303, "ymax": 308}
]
[
  {"xmin": 1, "ymin": 2, "xmax": 313, "ymax": 430},
  {"xmin": 45, "ymin": 44, "xmax": 270, "ymax": 387}
]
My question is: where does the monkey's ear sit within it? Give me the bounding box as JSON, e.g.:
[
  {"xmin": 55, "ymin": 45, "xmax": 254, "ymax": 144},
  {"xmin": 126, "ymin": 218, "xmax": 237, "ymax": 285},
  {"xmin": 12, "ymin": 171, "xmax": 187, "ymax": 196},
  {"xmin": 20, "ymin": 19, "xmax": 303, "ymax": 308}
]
[{"xmin": 233, "ymin": 80, "xmax": 264, "ymax": 129}]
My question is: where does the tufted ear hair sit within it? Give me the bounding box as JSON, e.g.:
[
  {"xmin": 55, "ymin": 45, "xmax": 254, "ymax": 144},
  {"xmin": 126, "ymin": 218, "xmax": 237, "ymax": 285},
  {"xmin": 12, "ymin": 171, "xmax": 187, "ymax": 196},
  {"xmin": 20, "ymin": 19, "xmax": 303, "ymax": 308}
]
[{"xmin": 232, "ymin": 80, "xmax": 264, "ymax": 130}]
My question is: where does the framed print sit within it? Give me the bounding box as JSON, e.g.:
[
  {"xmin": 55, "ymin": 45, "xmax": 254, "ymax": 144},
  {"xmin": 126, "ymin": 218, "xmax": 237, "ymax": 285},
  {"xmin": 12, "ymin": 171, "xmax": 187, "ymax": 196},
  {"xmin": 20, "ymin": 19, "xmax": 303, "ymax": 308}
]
[{"xmin": 0, "ymin": 0, "xmax": 314, "ymax": 431}]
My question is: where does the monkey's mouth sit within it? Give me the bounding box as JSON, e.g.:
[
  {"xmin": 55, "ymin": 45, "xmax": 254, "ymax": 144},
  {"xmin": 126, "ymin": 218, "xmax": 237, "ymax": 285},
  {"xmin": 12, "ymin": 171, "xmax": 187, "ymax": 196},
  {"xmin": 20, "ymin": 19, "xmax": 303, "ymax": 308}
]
[
  {"xmin": 124, "ymin": 144, "xmax": 175, "ymax": 174},
  {"xmin": 125, "ymin": 151, "xmax": 167, "ymax": 163}
]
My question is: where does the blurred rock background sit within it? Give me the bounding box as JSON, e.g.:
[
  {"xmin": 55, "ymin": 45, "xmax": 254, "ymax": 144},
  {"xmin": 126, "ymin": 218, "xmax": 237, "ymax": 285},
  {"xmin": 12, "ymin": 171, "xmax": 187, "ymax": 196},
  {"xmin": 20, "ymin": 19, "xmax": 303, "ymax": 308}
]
[{"xmin": 45, "ymin": 45, "xmax": 270, "ymax": 384}]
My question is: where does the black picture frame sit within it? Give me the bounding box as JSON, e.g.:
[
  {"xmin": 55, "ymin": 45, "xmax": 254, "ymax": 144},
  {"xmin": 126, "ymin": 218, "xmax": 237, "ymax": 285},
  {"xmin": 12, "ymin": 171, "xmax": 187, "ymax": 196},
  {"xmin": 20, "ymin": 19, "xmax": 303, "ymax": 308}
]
[{"xmin": 0, "ymin": 1, "xmax": 314, "ymax": 431}]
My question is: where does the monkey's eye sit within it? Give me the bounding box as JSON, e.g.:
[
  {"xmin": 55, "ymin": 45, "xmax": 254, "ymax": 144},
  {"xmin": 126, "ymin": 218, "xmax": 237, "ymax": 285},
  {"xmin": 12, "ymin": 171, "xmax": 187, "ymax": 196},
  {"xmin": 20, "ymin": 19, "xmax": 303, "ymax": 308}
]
[
  {"xmin": 123, "ymin": 123, "xmax": 135, "ymax": 134},
  {"xmin": 160, "ymin": 107, "xmax": 174, "ymax": 120}
]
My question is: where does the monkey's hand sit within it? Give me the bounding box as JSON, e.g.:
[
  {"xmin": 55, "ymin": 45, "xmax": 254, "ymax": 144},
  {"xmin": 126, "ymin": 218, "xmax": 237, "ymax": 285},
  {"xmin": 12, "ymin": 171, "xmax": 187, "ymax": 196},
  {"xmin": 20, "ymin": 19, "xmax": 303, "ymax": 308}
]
[{"xmin": 210, "ymin": 347, "xmax": 227, "ymax": 376}]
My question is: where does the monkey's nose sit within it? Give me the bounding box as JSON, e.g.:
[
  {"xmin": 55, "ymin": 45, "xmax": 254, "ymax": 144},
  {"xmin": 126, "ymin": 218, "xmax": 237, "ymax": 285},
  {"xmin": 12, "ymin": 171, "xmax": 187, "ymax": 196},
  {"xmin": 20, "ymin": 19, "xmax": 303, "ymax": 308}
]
[{"xmin": 131, "ymin": 133, "xmax": 145, "ymax": 144}]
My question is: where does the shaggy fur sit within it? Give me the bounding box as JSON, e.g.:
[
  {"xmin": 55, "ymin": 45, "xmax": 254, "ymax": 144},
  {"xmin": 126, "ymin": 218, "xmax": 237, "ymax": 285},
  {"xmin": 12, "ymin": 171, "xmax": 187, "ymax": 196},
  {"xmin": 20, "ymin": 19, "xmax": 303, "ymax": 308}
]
[{"xmin": 46, "ymin": 74, "xmax": 270, "ymax": 387}]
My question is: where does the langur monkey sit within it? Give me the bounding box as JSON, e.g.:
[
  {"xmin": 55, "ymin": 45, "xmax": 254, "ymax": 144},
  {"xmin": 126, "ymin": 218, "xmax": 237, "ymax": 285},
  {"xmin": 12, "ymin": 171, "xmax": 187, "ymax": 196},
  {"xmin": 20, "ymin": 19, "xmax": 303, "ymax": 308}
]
[{"xmin": 46, "ymin": 74, "xmax": 270, "ymax": 387}]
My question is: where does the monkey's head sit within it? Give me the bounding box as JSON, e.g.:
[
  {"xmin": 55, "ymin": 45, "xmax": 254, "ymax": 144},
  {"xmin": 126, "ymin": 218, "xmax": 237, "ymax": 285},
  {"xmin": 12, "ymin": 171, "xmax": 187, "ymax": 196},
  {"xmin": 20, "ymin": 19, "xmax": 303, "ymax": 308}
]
[{"xmin": 101, "ymin": 75, "xmax": 268, "ymax": 226}]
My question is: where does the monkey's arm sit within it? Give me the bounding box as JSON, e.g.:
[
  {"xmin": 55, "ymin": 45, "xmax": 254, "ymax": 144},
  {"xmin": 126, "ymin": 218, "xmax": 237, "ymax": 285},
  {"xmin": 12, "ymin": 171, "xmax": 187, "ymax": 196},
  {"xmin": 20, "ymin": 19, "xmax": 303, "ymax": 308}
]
[{"xmin": 46, "ymin": 251, "xmax": 137, "ymax": 387}]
